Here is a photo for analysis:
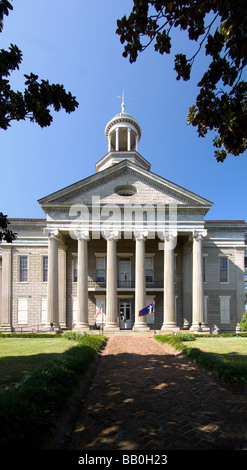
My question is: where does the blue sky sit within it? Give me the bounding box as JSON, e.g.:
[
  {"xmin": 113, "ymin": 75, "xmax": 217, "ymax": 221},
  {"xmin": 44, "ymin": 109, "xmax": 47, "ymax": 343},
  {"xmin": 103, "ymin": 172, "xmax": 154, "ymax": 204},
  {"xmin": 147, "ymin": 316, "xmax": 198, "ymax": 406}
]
[{"xmin": 1, "ymin": 0, "xmax": 246, "ymax": 222}]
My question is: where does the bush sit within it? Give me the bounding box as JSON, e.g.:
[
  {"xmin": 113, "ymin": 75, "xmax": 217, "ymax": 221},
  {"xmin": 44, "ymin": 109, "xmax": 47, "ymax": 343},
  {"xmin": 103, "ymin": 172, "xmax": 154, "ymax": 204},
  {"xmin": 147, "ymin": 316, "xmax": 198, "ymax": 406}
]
[{"xmin": 240, "ymin": 312, "xmax": 247, "ymax": 332}]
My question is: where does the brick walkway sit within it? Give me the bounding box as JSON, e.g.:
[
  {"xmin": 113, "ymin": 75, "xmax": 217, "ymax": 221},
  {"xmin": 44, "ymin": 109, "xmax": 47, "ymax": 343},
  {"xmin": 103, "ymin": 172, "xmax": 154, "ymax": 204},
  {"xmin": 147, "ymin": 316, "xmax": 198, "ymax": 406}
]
[{"xmin": 63, "ymin": 334, "xmax": 247, "ymax": 451}]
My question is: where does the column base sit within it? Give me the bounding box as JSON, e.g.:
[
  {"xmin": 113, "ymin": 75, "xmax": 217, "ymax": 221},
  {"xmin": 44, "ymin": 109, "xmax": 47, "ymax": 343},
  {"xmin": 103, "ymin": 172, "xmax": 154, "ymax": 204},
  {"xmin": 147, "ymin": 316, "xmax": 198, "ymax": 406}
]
[
  {"xmin": 104, "ymin": 322, "xmax": 120, "ymax": 331},
  {"xmin": 190, "ymin": 323, "xmax": 210, "ymax": 333},
  {"xmin": 74, "ymin": 323, "xmax": 90, "ymax": 332},
  {"xmin": 133, "ymin": 323, "xmax": 150, "ymax": 331},
  {"xmin": 0, "ymin": 324, "xmax": 12, "ymax": 332},
  {"xmin": 161, "ymin": 322, "xmax": 180, "ymax": 332}
]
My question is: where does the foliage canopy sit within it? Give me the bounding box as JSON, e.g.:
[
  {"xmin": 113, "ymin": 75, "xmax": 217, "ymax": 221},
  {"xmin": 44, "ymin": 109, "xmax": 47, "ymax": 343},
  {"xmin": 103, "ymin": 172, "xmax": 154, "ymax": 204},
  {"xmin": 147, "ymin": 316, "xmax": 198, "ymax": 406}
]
[
  {"xmin": 116, "ymin": 0, "xmax": 247, "ymax": 162},
  {"xmin": 0, "ymin": 1, "xmax": 79, "ymax": 242},
  {"xmin": 0, "ymin": 1, "xmax": 78, "ymax": 130}
]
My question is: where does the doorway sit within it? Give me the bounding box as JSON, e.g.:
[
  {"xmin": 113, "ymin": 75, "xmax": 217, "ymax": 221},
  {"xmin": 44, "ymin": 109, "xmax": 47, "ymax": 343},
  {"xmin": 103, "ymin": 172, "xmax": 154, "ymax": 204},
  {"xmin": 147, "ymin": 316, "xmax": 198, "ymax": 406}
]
[{"xmin": 119, "ymin": 300, "xmax": 132, "ymax": 329}]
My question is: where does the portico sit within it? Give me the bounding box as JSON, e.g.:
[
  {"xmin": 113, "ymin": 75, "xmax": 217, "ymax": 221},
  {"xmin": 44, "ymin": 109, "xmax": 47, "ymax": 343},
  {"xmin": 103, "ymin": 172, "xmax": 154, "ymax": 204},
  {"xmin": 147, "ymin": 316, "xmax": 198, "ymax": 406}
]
[{"xmin": 44, "ymin": 225, "xmax": 209, "ymax": 332}]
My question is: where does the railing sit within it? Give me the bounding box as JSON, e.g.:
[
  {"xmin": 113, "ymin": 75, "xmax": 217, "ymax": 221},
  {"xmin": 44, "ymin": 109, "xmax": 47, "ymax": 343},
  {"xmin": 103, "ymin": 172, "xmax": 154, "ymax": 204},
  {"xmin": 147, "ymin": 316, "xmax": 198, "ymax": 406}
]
[{"xmin": 88, "ymin": 279, "xmax": 163, "ymax": 289}]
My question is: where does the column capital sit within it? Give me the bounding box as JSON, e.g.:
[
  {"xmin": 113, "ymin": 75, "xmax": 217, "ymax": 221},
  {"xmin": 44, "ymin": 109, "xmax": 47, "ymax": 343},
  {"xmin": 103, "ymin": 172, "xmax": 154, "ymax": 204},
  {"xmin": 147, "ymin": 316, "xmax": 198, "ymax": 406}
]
[
  {"xmin": 134, "ymin": 230, "xmax": 148, "ymax": 241},
  {"xmin": 192, "ymin": 230, "xmax": 207, "ymax": 241},
  {"xmin": 163, "ymin": 230, "xmax": 177, "ymax": 241},
  {"xmin": 44, "ymin": 229, "xmax": 59, "ymax": 240},
  {"xmin": 74, "ymin": 228, "xmax": 90, "ymax": 241},
  {"xmin": 104, "ymin": 230, "xmax": 119, "ymax": 241}
]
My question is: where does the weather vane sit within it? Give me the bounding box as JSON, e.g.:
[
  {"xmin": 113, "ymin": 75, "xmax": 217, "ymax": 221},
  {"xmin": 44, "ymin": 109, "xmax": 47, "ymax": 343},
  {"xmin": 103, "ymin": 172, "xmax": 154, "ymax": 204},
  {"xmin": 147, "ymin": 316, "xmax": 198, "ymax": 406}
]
[{"xmin": 117, "ymin": 89, "xmax": 130, "ymax": 112}]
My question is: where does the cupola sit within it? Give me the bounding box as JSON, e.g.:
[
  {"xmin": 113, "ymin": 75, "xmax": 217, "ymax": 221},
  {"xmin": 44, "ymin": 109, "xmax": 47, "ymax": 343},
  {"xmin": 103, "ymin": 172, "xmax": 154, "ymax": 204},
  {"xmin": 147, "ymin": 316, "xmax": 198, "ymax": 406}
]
[{"xmin": 95, "ymin": 94, "xmax": 151, "ymax": 172}]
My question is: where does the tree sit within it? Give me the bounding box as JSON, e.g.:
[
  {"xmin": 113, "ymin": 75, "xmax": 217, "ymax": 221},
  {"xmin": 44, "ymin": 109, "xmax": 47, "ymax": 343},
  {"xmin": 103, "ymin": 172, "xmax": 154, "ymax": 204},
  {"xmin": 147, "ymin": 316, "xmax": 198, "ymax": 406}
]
[
  {"xmin": 0, "ymin": 212, "xmax": 16, "ymax": 242},
  {"xmin": 0, "ymin": 1, "xmax": 79, "ymax": 242},
  {"xmin": 0, "ymin": 1, "xmax": 78, "ymax": 129},
  {"xmin": 116, "ymin": 0, "xmax": 247, "ymax": 162}
]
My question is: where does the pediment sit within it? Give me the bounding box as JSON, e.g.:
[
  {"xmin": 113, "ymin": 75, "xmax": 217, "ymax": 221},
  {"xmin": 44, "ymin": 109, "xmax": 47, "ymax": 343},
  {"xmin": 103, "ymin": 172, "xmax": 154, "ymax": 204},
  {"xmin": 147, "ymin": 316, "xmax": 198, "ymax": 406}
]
[{"xmin": 38, "ymin": 160, "xmax": 213, "ymax": 211}]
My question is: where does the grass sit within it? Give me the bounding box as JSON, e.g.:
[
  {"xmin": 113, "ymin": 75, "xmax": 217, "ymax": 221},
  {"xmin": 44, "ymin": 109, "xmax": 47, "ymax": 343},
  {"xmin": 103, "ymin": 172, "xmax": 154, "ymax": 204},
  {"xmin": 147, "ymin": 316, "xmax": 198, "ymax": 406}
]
[
  {"xmin": 0, "ymin": 332, "xmax": 106, "ymax": 450},
  {"xmin": 155, "ymin": 333, "xmax": 247, "ymax": 387},
  {"xmin": 0, "ymin": 337, "xmax": 73, "ymax": 388}
]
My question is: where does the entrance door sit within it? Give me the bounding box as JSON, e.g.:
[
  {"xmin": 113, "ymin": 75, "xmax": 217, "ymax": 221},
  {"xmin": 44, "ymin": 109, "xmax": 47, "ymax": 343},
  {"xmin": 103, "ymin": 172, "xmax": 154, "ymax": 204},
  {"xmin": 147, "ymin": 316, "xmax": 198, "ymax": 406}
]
[{"xmin": 119, "ymin": 301, "xmax": 131, "ymax": 329}]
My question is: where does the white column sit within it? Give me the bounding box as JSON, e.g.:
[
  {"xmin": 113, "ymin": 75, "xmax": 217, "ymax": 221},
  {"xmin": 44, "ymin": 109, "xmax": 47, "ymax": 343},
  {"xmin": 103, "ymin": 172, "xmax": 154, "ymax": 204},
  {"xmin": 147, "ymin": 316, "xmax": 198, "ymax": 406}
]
[
  {"xmin": 115, "ymin": 127, "xmax": 119, "ymax": 151},
  {"xmin": 104, "ymin": 230, "xmax": 119, "ymax": 330},
  {"xmin": 108, "ymin": 134, "xmax": 112, "ymax": 152},
  {"xmin": 58, "ymin": 242, "xmax": 67, "ymax": 329},
  {"xmin": 47, "ymin": 230, "xmax": 59, "ymax": 327},
  {"xmin": 127, "ymin": 127, "xmax": 131, "ymax": 151},
  {"xmin": 1, "ymin": 246, "xmax": 12, "ymax": 330},
  {"xmin": 162, "ymin": 231, "xmax": 178, "ymax": 330},
  {"xmin": 135, "ymin": 134, "xmax": 138, "ymax": 152},
  {"xmin": 191, "ymin": 230, "xmax": 207, "ymax": 331},
  {"xmin": 182, "ymin": 240, "xmax": 192, "ymax": 329},
  {"xmin": 75, "ymin": 229, "xmax": 90, "ymax": 330},
  {"xmin": 133, "ymin": 230, "xmax": 150, "ymax": 331}
]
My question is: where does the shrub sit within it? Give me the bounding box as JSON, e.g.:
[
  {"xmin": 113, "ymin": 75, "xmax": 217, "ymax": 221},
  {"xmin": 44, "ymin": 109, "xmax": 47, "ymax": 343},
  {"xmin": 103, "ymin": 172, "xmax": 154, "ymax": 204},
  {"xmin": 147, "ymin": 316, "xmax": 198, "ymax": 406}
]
[{"xmin": 240, "ymin": 312, "xmax": 247, "ymax": 332}]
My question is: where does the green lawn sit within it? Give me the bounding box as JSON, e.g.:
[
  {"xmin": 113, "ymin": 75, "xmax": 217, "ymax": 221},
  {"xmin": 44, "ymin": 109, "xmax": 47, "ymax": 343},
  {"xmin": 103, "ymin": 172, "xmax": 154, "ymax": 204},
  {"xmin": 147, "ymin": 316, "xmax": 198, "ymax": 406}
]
[
  {"xmin": 155, "ymin": 334, "xmax": 247, "ymax": 386},
  {"xmin": 0, "ymin": 337, "xmax": 73, "ymax": 388},
  {"xmin": 183, "ymin": 336, "xmax": 247, "ymax": 362}
]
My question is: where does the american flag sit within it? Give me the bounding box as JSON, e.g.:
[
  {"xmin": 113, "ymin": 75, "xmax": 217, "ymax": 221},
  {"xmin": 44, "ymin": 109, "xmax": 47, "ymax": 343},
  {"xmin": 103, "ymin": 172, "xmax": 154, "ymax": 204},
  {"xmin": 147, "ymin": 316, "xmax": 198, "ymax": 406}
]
[{"xmin": 94, "ymin": 302, "xmax": 103, "ymax": 320}]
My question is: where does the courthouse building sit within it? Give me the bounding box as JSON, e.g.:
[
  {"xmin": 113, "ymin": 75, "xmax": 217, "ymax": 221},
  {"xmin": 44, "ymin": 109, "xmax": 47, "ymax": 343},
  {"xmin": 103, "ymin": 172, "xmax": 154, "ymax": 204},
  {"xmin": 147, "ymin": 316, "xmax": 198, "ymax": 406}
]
[{"xmin": 0, "ymin": 101, "xmax": 246, "ymax": 333}]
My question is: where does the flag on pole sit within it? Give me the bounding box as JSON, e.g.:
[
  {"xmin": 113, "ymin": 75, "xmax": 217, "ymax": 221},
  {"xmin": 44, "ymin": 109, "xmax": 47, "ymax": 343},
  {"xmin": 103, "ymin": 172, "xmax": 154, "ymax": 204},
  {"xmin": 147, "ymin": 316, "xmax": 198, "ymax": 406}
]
[
  {"xmin": 138, "ymin": 302, "xmax": 155, "ymax": 317},
  {"xmin": 94, "ymin": 302, "xmax": 103, "ymax": 320}
]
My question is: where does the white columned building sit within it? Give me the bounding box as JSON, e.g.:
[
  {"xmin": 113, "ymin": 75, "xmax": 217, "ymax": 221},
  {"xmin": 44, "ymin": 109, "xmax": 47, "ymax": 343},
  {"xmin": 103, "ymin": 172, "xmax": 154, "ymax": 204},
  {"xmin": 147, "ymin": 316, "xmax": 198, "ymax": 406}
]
[{"xmin": 0, "ymin": 98, "xmax": 246, "ymax": 333}]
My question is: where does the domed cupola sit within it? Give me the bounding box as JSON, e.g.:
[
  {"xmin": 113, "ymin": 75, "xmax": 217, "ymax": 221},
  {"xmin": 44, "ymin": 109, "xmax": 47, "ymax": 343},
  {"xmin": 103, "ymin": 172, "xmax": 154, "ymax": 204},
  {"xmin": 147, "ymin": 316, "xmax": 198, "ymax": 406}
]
[
  {"xmin": 105, "ymin": 97, "xmax": 141, "ymax": 153},
  {"xmin": 95, "ymin": 94, "xmax": 151, "ymax": 172}
]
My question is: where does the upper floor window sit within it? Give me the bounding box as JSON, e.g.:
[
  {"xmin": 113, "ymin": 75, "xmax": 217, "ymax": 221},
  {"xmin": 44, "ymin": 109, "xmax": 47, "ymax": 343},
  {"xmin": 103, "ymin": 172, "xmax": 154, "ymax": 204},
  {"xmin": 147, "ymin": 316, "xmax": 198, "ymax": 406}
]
[
  {"xmin": 43, "ymin": 256, "xmax": 48, "ymax": 282},
  {"xmin": 19, "ymin": 256, "xmax": 28, "ymax": 282},
  {"xmin": 220, "ymin": 256, "xmax": 229, "ymax": 283},
  {"xmin": 145, "ymin": 256, "xmax": 154, "ymax": 282},
  {"xmin": 96, "ymin": 257, "xmax": 106, "ymax": 282}
]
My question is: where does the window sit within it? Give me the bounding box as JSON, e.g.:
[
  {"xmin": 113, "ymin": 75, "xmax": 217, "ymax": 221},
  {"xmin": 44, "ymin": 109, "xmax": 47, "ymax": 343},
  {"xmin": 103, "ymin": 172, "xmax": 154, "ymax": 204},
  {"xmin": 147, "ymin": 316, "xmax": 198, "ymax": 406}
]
[
  {"xmin": 119, "ymin": 258, "xmax": 131, "ymax": 283},
  {"xmin": 220, "ymin": 256, "xmax": 229, "ymax": 283},
  {"xmin": 19, "ymin": 256, "xmax": 28, "ymax": 282},
  {"xmin": 220, "ymin": 296, "xmax": 230, "ymax": 323},
  {"xmin": 96, "ymin": 257, "xmax": 106, "ymax": 282},
  {"xmin": 145, "ymin": 257, "xmax": 153, "ymax": 282},
  {"xmin": 73, "ymin": 257, "xmax": 78, "ymax": 282},
  {"xmin": 43, "ymin": 256, "xmax": 48, "ymax": 282},
  {"xmin": 17, "ymin": 297, "xmax": 28, "ymax": 324}
]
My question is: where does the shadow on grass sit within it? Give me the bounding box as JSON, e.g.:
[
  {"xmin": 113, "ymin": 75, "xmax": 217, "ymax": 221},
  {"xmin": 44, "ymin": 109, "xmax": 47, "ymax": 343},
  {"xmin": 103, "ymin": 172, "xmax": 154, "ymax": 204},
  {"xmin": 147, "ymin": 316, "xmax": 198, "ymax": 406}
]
[{"xmin": 0, "ymin": 353, "xmax": 65, "ymax": 389}]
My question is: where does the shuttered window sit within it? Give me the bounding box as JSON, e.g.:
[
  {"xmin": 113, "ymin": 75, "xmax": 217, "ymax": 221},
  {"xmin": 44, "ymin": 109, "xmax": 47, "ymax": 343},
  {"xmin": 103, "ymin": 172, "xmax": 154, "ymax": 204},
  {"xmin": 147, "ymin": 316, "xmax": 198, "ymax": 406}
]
[
  {"xmin": 220, "ymin": 296, "xmax": 230, "ymax": 324},
  {"xmin": 17, "ymin": 297, "xmax": 28, "ymax": 324}
]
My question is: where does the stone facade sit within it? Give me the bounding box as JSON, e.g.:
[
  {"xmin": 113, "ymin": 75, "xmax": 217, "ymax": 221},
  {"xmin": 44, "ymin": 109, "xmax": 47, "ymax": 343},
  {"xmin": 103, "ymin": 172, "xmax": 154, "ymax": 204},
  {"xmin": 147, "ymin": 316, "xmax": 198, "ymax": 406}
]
[{"xmin": 0, "ymin": 103, "xmax": 246, "ymax": 333}]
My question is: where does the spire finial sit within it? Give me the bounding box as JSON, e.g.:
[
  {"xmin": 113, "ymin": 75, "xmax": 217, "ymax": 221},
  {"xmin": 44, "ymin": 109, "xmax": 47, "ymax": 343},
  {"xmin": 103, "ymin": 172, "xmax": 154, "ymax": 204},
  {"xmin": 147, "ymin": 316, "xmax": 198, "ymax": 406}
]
[
  {"xmin": 117, "ymin": 89, "xmax": 126, "ymax": 113},
  {"xmin": 121, "ymin": 89, "xmax": 125, "ymax": 112}
]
